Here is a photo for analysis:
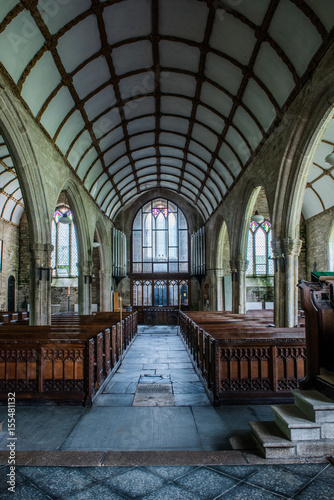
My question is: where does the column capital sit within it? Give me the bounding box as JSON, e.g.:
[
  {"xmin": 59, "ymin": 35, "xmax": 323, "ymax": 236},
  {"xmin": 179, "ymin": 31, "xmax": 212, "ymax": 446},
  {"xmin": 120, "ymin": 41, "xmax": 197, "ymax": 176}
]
[
  {"xmin": 282, "ymin": 237, "xmax": 303, "ymax": 257},
  {"xmin": 230, "ymin": 259, "xmax": 249, "ymax": 272}
]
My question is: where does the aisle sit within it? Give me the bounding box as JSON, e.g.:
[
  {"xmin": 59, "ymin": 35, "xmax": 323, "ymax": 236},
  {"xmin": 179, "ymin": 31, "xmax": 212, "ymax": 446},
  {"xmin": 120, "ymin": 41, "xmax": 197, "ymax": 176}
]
[{"xmin": 97, "ymin": 325, "xmax": 210, "ymax": 407}]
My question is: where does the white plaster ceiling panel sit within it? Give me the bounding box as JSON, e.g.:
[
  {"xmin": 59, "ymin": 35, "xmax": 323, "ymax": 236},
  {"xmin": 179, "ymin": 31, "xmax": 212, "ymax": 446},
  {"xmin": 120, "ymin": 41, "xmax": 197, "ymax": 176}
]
[
  {"xmin": 112, "ymin": 41, "xmax": 153, "ymax": 76},
  {"xmin": 160, "ymin": 116, "xmax": 189, "ymax": 135},
  {"xmin": 21, "ymin": 52, "xmax": 61, "ymax": 116},
  {"xmin": 159, "ymin": 0, "xmax": 208, "ymax": 42},
  {"xmin": 55, "ymin": 110, "xmax": 85, "ymax": 155},
  {"xmin": 160, "ymin": 96, "xmax": 193, "ymax": 117},
  {"xmin": 160, "ymin": 147, "xmax": 184, "ymax": 159},
  {"xmin": 162, "ymin": 181, "xmax": 179, "ymax": 191},
  {"xmin": 313, "ymin": 176, "xmax": 334, "ymax": 209},
  {"xmin": 253, "ymin": 42, "xmax": 295, "ymax": 108},
  {"xmin": 129, "ymin": 132, "xmax": 155, "ymax": 151},
  {"xmin": 103, "ymin": 0, "xmax": 151, "ymax": 46},
  {"xmin": 123, "ymin": 96, "xmax": 156, "ymax": 121},
  {"xmin": 302, "ymin": 189, "xmax": 324, "ymax": 219},
  {"xmin": 57, "ymin": 16, "xmax": 101, "ymax": 73},
  {"xmin": 71, "ymin": 131, "xmax": 98, "ymax": 174},
  {"xmin": 202, "ymin": 185, "xmax": 216, "ymax": 209},
  {"xmin": 185, "ymin": 163, "xmax": 205, "ymax": 181},
  {"xmin": 123, "ymin": 188, "xmax": 138, "ymax": 203},
  {"xmin": 233, "ymin": 107, "xmax": 262, "ymax": 150},
  {"xmin": 127, "ymin": 117, "xmax": 156, "ymax": 136},
  {"xmin": 200, "ymin": 83, "xmax": 233, "ymax": 118},
  {"xmin": 160, "ymin": 158, "xmax": 183, "ymax": 168},
  {"xmin": 210, "ymin": 11, "xmax": 256, "ymax": 65},
  {"xmin": 242, "ymin": 79, "xmax": 275, "ymax": 133},
  {"xmin": 0, "ymin": 0, "xmax": 19, "ymax": 20},
  {"xmin": 160, "ymin": 72, "xmax": 197, "ymax": 98},
  {"xmin": 84, "ymin": 161, "xmax": 103, "ymax": 192},
  {"xmin": 159, "ymin": 41, "xmax": 200, "ymax": 73},
  {"xmin": 84, "ymin": 87, "xmax": 117, "ymax": 121},
  {"xmin": 132, "ymin": 147, "xmax": 156, "ymax": 161},
  {"xmin": 108, "ymin": 156, "xmax": 129, "ymax": 176},
  {"xmin": 137, "ymin": 166, "xmax": 157, "ymax": 177},
  {"xmin": 305, "ymin": 0, "xmax": 334, "ymax": 32},
  {"xmin": 104, "ymin": 142, "xmax": 127, "ymax": 166},
  {"xmin": 184, "ymin": 172, "xmax": 201, "ymax": 189},
  {"xmin": 188, "ymin": 141, "xmax": 212, "ymax": 164},
  {"xmin": 1, "ymin": 1, "xmax": 333, "ymax": 222},
  {"xmin": 40, "ymin": 87, "xmax": 75, "ymax": 138},
  {"xmin": 100, "ymin": 129, "xmax": 124, "ymax": 153},
  {"xmin": 11, "ymin": 205, "xmax": 24, "ymax": 225},
  {"xmin": 225, "ymin": 128, "xmax": 251, "ymax": 165},
  {"xmin": 322, "ymin": 118, "xmax": 334, "ymax": 141},
  {"xmin": 0, "ymin": 11, "xmax": 44, "ymax": 83},
  {"xmin": 210, "ymin": 169, "xmax": 227, "ymax": 197},
  {"xmin": 196, "ymin": 106, "xmax": 225, "ymax": 135},
  {"xmin": 230, "ymin": 0, "xmax": 271, "ymax": 25},
  {"xmin": 182, "ymin": 179, "xmax": 198, "ymax": 195},
  {"xmin": 312, "ymin": 141, "xmax": 332, "ymax": 169},
  {"xmin": 93, "ymin": 109, "xmax": 122, "ymax": 138},
  {"xmin": 72, "ymin": 57, "xmax": 110, "ymax": 100},
  {"xmin": 2, "ymin": 198, "xmax": 16, "ymax": 220},
  {"xmin": 268, "ymin": 0, "xmax": 322, "ymax": 77},
  {"xmin": 38, "ymin": 0, "xmax": 91, "ymax": 36},
  {"xmin": 114, "ymin": 166, "xmax": 133, "ymax": 184},
  {"xmin": 160, "ymin": 133, "xmax": 186, "ymax": 150},
  {"xmin": 120, "ymin": 180, "xmax": 136, "ymax": 196},
  {"xmin": 192, "ymin": 124, "xmax": 218, "ymax": 152},
  {"xmin": 205, "ymin": 53, "xmax": 243, "ymax": 96}
]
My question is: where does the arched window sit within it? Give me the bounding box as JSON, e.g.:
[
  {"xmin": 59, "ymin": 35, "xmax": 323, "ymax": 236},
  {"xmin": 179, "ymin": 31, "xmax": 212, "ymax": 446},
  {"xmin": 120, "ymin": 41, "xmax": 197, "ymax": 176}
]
[
  {"xmin": 51, "ymin": 209, "xmax": 78, "ymax": 277},
  {"xmin": 131, "ymin": 198, "xmax": 189, "ymax": 308},
  {"xmin": 246, "ymin": 220, "xmax": 273, "ymax": 275},
  {"xmin": 132, "ymin": 199, "xmax": 188, "ymax": 274}
]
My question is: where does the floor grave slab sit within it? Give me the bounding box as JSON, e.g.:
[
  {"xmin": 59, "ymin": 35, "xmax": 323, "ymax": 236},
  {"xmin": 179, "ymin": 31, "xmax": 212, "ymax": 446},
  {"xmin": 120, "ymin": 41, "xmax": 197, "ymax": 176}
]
[{"xmin": 133, "ymin": 384, "xmax": 174, "ymax": 406}]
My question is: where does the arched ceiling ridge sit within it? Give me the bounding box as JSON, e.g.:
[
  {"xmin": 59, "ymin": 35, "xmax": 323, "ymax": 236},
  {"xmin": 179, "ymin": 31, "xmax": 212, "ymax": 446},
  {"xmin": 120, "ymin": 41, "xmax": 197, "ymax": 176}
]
[{"xmin": 0, "ymin": 0, "xmax": 333, "ymax": 223}]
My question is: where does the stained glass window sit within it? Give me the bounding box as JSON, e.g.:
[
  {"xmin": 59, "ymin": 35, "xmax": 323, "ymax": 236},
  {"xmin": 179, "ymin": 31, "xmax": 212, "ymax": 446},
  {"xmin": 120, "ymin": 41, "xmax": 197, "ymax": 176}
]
[
  {"xmin": 246, "ymin": 219, "xmax": 273, "ymax": 275},
  {"xmin": 132, "ymin": 198, "xmax": 188, "ymax": 274},
  {"xmin": 51, "ymin": 209, "xmax": 78, "ymax": 277}
]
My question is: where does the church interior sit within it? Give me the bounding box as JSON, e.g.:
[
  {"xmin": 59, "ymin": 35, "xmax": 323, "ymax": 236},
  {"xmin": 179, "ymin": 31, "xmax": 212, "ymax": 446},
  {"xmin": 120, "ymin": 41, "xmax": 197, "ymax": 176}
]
[{"xmin": 1, "ymin": 0, "xmax": 334, "ymax": 498}]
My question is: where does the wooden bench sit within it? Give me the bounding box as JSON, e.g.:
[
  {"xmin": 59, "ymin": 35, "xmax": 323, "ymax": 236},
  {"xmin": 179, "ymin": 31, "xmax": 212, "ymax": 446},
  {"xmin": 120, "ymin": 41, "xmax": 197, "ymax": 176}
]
[
  {"xmin": 0, "ymin": 311, "xmax": 138, "ymax": 406},
  {"xmin": 180, "ymin": 311, "xmax": 306, "ymax": 405}
]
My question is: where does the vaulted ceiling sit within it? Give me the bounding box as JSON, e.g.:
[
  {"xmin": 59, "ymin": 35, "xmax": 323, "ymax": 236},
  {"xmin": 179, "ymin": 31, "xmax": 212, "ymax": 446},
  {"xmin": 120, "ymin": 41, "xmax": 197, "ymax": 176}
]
[{"xmin": 1, "ymin": 0, "xmax": 334, "ymax": 225}]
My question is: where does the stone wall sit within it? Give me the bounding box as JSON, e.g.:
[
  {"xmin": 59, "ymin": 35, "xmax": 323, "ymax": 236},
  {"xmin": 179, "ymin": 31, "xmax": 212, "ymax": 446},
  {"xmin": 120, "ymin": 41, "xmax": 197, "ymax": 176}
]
[
  {"xmin": 0, "ymin": 218, "xmax": 19, "ymax": 311},
  {"xmin": 305, "ymin": 207, "xmax": 334, "ymax": 279},
  {"xmin": 18, "ymin": 212, "xmax": 30, "ymax": 311}
]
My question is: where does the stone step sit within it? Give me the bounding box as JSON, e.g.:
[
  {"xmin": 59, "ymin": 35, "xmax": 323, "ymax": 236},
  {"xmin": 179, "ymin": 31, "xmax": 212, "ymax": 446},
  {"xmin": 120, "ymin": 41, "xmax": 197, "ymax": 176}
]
[
  {"xmin": 249, "ymin": 421, "xmax": 296, "ymax": 459},
  {"xmin": 293, "ymin": 389, "xmax": 334, "ymax": 423},
  {"xmin": 296, "ymin": 439, "xmax": 334, "ymax": 458},
  {"xmin": 271, "ymin": 404, "xmax": 321, "ymax": 441}
]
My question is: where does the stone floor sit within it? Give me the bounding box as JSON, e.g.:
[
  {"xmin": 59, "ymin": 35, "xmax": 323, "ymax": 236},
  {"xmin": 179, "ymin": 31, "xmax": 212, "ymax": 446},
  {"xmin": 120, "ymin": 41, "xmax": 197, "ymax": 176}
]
[{"xmin": 0, "ymin": 325, "xmax": 333, "ymax": 498}]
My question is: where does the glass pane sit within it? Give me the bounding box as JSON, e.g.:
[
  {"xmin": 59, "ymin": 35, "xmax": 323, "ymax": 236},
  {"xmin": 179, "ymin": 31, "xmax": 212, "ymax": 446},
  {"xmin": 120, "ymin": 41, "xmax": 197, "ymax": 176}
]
[
  {"xmin": 179, "ymin": 230, "xmax": 188, "ymax": 261},
  {"xmin": 169, "ymin": 283, "xmax": 179, "ymax": 306},
  {"xmin": 178, "ymin": 211, "xmax": 187, "ymax": 229},
  {"xmin": 169, "ymin": 262, "xmax": 178, "ymax": 273},
  {"xmin": 143, "ymin": 247, "xmax": 152, "ymax": 262},
  {"xmin": 153, "ymin": 263, "xmax": 168, "ymax": 272},
  {"xmin": 154, "ymin": 281, "xmax": 167, "ymax": 306},
  {"xmin": 268, "ymin": 230, "xmax": 274, "ymax": 274},
  {"xmin": 133, "ymin": 212, "xmax": 142, "ymax": 230},
  {"xmin": 143, "ymin": 213, "xmax": 152, "ymax": 246},
  {"xmin": 133, "ymin": 282, "xmax": 142, "ymax": 306},
  {"xmin": 169, "ymin": 247, "xmax": 177, "ymax": 261},
  {"xmin": 51, "ymin": 221, "xmax": 56, "ymax": 275},
  {"xmin": 133, "ymin": 231, "xmax": 142, "ymax": 262},
  {"xmin": 71, "ymin": 224, "xmax": 78, "ymax": 276},
  {"xmin": 180, "ymin": 282, "xmax": 188, "ymax": 305},
  {"xmin": 143, "ymin": 201, "xmax": 152, "ymax": 212},
  {"xmin": 168, "ymin": 213, "xmax": 177, "ymax": 246},
  {"xmin": 58, "ymin": 222, "xmax": 70, "ymax": 276},
  {"xmin": 246, "ymin": 231, "xmax": 254, "ymax": 275},
  {"xmin": 168, "ymin": 201, "xmax": 177, "ymax": 212},
  {"xmin": 143, "ymin": 281, "xmax": 153, "ymax": 306},
  {"xmin": 152, "ymin": 198, "xmax": 166, "ymax": 209},
  {"xmin": 133, "ymin": 263, "xmax": 142, "ymax": 273},
  {"xmin": 143, "ymin": 263, "xmax": 152, "ymax": 273},
  {"xmin": 255, "ymin": 228, "xmax": 266, "ymax": 275},
  {"xmin": 179, "ymin": 263, "xmax": 188, "ymax": 272}
]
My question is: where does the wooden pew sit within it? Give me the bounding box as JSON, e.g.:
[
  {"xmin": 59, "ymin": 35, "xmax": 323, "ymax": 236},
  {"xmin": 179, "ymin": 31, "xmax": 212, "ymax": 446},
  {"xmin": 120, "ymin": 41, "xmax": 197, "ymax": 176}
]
[{"xmin": 179, "ymin": 311, "xmax": 306, "ymax": 405}]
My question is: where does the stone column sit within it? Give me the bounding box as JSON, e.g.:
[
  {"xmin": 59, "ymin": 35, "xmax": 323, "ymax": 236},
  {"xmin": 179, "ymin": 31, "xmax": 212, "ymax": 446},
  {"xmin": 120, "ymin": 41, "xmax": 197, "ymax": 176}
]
[
  {"xmin": 99, "ymin": 270, "xmax": 112, "ymax": 311},
  {"xmin": 205, "ymin": 269, "xmax": 225, "ymax": 311},
  {"xmin": 273, "ymin": 237, "xmax": 302, "ymax": 327},
  {"xmin": 283, "ymin": 237, "xmax": 303, "ymax": 327},
  {"xmin": 230, "ymin": 259, "xmax": 248, "ymax": 314},
  {"xmin": 77, "ymin": 261, "xmax": 93, "ymax": 315},
  {"xmin": 29, "ymin": 243, "xmax": 53, "ymax": 325}
]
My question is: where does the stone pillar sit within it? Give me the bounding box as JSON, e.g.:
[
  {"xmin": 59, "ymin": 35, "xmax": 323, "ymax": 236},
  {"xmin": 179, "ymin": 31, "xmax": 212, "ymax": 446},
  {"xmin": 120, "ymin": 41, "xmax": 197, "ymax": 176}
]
[
  {"xmin": 283, "ymin": 238, "xmax": 303, "ymax": 327},
  {"xmin": 99, "ymin": 270, "xmax": 112, "ymax": 311},
  {"xmin": 273, "ymin": 237, "xmax": 302, "ymax": 327},
  {"xmin": 230, "ymin": 259, "xmax": 248, "ymax": 314},
  {"xmin": 29, "ymin": 243, "xmax": 53, "ymax": 325},
  {"xmin": 205, "ymin": 269, "xmax": 225, "ymax": 311},
  {"xmin": 77, "ymin": 261, "xmax": 93, "ymax": 315}
]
